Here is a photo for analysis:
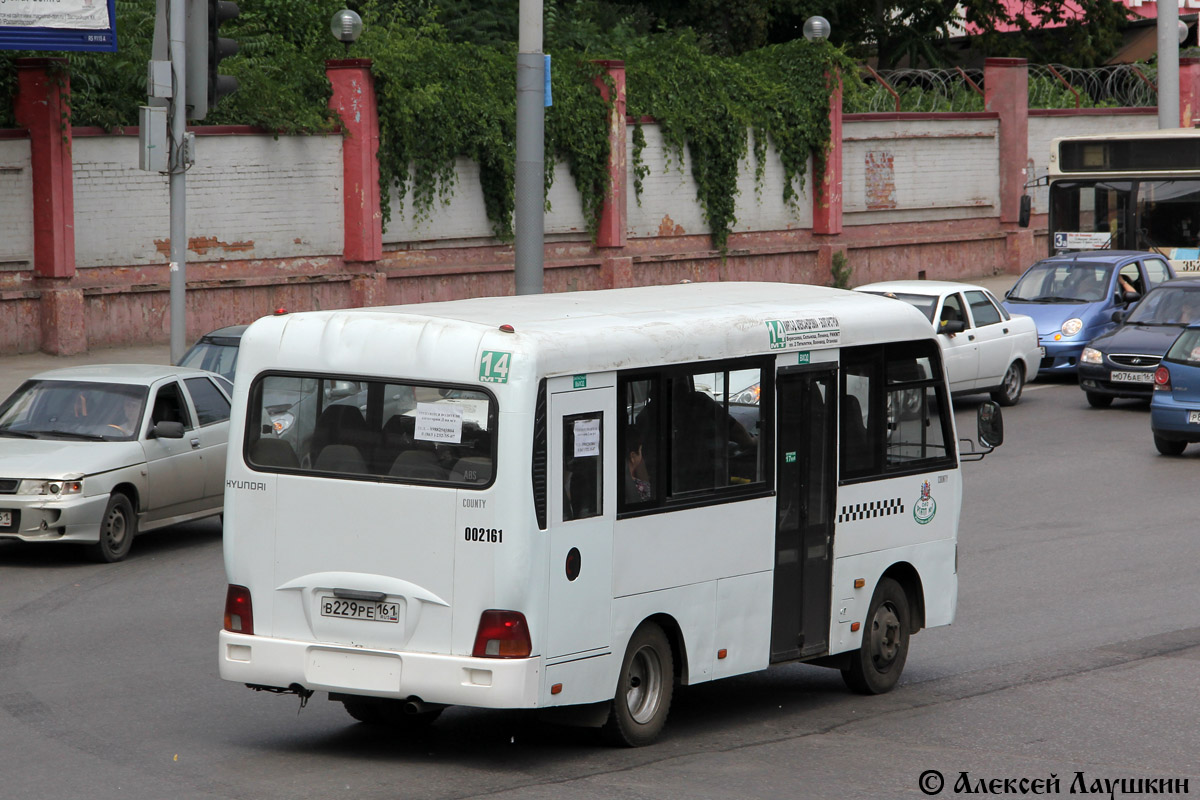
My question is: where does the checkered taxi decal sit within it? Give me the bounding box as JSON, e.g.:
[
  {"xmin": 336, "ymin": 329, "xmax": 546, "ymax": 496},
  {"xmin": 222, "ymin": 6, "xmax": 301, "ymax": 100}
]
[{"xmin": 837, "ymin": 498, "xmax": 904, "ymax": 523}]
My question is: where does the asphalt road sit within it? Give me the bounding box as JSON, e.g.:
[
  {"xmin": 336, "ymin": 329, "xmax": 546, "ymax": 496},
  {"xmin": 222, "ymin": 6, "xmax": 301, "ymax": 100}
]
[{"xmin": 1, "ymin": 374, "xmax": 1197, "ymax": 800}]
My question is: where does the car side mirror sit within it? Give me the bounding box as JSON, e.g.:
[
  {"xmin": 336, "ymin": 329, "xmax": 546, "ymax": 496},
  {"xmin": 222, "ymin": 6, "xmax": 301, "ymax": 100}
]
[
  {"xmin": 150, "ymin": 420, "xmax": 185, "ymax": 439},
  {"xmin": 940, "ymin": 319, "xmax": 966, "ymax": 335},
  {"xmin": 978, "ymin": 402, "xmax": 1004, "ymax": 449},
  {"xmin": 1111, "ymin": 309, "xmax": 1126, "ymax": 323}
]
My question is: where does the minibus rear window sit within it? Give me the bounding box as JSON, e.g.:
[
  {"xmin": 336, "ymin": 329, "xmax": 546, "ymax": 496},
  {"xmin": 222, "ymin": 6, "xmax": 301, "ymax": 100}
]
[{"xmin": 244, "ymin": 374, "xmax": 497, "ymax": 488}]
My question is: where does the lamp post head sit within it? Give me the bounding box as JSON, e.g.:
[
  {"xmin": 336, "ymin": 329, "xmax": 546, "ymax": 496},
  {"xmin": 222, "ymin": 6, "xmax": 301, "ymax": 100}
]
[
  {"xmin": 331, "ymin": 9, "xmax": 363, "ymax": 49},
  {"xmin": 803, "ymin": 16, "xmax": 831, "ymax": 43}
]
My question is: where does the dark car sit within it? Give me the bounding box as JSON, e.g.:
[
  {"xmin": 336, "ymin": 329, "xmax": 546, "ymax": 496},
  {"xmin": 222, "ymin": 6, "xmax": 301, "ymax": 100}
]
[
  {"xmin": 1077, "ymin": 278, "xmax": 1200, "ymax": 407},
  {"xmin": 1002, "ymin": 250, "xmax": 1174, "ymax": 374},
  {"xmin": 178, "ymin": 325, "xmax": 247, "ymax": 383}
]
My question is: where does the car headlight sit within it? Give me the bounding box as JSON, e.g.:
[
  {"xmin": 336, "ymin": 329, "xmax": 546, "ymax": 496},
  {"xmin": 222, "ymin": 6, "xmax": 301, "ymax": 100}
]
[
  {"xmin": 17, "ymin": 479, "xmax": 84, "ymax": 496},
  {"xmin": 1062, "ymin": 318, "xmax": 1084, "ymax": 337},
  {"xmin": 1080, "ymin": 347, "xmax": 1104, "ymax": 365},
  {"xmin": 269, "ymin": 412, "xmax": 295, "ymax": 435}
]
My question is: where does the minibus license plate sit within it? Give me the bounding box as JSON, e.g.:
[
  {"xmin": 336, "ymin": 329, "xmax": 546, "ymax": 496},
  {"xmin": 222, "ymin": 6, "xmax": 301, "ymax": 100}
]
[
  {"xmin": 0, "ymin": 510, "xmax": 11, "ymax": 527},
  {"xmin": 1189, "ymin": 411, "xmax": 1200, "ymax": 425},
  {"xmin": 1111, "ymin": 371, "xmax": 1154, "ymax": 383},
  {"xmin": 319, "ymin": 595, "xmax": 400, "ymax": 623}
]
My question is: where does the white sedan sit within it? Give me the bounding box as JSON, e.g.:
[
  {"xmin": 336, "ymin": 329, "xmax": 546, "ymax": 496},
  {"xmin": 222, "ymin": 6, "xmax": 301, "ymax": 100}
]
[
  {"xmin": 0, "ymin": 365, "xmax": 233, "ymax": 562},
  {"xmin": 855, "ymin": 280, "xmax": 1041, "ymax": 405}
]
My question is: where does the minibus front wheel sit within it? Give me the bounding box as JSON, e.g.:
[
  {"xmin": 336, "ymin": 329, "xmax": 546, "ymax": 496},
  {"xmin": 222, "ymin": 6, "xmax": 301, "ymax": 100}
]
[
  {"xmin": 602, "ymin": 621, "xmax": 675, "ymax": 747},
  {"xmin": 842, "ymin": 578, "xmax": 910, "ymax": 695}
]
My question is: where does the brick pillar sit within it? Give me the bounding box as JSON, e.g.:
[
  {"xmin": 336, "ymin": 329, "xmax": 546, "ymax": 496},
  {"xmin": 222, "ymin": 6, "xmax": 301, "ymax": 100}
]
[
  {"xmin": 1181, "ymin": 58, "xmax": 1200, "ymax": 127},
  {"xmin": 349, "ymin": 272, "xmax": 388, "ymax": 308},
  {"xmin": 14, "ymin": 58, "xmax": 75, "ymax": 279},
  {"xmin": 327, "ymin": 59, "xmax": 382, "ymax": 263},
  {"xmin": 599, "ymin": 255, "xmax": 633, "ymax": 289},
  {"xmin": 813, "ymin": 73, "xmax": 843, "ymax": 236},
  {"xmin": 40, "ymin": 288, "xmax": 87, "ymax": 355},
  {"xmin": 592, "ymin": 61, "xmax": 627, "ymax": 248},
  {"xmin": 984, "ymin": 58, "xmax": 1028, "ymax": 225}
]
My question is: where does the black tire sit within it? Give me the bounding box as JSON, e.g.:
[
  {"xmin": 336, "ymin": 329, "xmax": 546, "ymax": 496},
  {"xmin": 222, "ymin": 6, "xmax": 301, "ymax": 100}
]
[
  {"xmin": 89, "ymin": 493, "xmax": 136, "ymax": 563},
  {"xmin": 1086, "ymin": 392, "xmax": 1113, "ymax": 409},
  {"xmin": 601, "ymin": 622, "xmax": 674, "ymax": 747},
  {"xmin": 1154, "ymin": 435, "xmax": 1187, "ymax": 456},
  {"xmin": 990, "ymin": 362, "xmax": 1024, "ymax": 406},
  {"xmin": 842, "ymin": 578, "xmax": 910, "ymax": 695},
  {"xmin": 340, "ymin": 696, "xmax": 442, "ymax": 727}
]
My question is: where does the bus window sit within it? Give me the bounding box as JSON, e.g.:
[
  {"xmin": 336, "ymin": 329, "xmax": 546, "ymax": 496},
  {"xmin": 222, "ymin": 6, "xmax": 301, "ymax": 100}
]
[
  {"xmin": 618, "ymin": 358, "xmax": 768, "ymax": 512},
  {"xmin": 841, "ymin": 342, "xmax": 955, "ymax": 481},
  {"xmin": 563, "ymin": 413, "xmax": 603, "ymax": 521},
  {"xmin": 245, "ymin": 374, "xmax": 494, "ymax": 487}
]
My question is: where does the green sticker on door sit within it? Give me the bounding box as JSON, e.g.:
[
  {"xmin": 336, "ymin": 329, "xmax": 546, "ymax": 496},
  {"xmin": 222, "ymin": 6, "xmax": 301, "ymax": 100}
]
[
  {"xmin": 785, "ymin": 451, "xmax": 797, "ymax": 463},
  {"xmin": 479, "ymin": 351, "xmax": 512, "ymax": 384}
]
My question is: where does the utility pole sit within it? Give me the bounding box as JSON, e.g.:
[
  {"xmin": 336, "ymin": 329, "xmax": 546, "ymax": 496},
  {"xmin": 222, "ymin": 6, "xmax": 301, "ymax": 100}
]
[
  {"xmin": 1158, "ymin": 0, "xmax": 1180, "ymax": 130},
  {"xmin": 168, "ymin": 0, "xmax": 188, "ymax": 364},
  {"xmin": 514, "ymin": 0, "xmax": 544, "ymax": 295}
]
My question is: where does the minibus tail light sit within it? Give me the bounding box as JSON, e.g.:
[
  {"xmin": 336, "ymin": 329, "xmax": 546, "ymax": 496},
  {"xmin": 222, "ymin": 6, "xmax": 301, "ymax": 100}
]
[
  {"xmin": 472, "ymin": 610, "xmax": 531, "ymax": 658},
  {"xmin": 224, "ymin": 584, "xmax": 254, "ymax": 635},
  {"xmin": 1155, "ymin": 366, "xmax": 1171, "ymax": 391}
]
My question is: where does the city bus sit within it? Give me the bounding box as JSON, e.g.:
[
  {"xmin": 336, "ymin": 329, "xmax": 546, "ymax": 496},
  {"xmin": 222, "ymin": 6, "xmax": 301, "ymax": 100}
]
[
  {"xmin": 217, "ymin": 282, "xmax": 1003, "ymax": 746},
  {"xmin": 1048, "ymin": 128, "xmax": 1200, "ymax": 270}
]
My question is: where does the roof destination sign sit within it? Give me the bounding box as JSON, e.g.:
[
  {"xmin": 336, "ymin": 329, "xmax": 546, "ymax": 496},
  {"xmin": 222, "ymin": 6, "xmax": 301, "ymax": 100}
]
[{"xmin": 766, "ymin": 314, "xmax": 840, "ymax": 351}]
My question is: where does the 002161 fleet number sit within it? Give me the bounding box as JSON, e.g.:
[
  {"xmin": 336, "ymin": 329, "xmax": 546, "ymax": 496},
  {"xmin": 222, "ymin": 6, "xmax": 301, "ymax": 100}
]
[{"xmin": 464, "ymin": 527, "xmax": 503, "ymax": 543}]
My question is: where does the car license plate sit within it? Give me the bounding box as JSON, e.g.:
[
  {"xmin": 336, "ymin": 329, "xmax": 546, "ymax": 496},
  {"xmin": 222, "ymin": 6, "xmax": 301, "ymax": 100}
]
[
  {"xmin": 0, "ymin": 510, "xmax": 11, "ymax": 527},
  {"xmin": 1110, "ymin": 371, "xmax": 1154, "ymax": 383},
  {"xmin": 319, "ymin": 595, "xmax": 400, "ymax": 623},
  {"xmin": 1188, "ymin": 411, "xmax": 1200, "ymax": 425}
]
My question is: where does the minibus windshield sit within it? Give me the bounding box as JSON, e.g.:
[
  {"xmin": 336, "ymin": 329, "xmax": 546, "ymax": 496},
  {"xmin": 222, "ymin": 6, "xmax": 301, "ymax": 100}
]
[{"xmin": 245, "ymin": 374, "xmax": 496, "ymax": 487}]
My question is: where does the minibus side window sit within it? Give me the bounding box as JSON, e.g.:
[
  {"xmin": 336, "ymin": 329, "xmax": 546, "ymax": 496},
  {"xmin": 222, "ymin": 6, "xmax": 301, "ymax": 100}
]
[
  {"xmin": 617, "ymin": 357, "xmax": 769, "ymax": 514},
  {"xmin": 563, "ymin": 413, "xmax": 603, "ymax": 521}
]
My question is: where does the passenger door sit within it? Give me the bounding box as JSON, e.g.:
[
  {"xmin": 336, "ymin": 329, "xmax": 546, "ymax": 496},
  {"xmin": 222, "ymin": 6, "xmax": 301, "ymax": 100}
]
[
  {"xmin": 183, "ymin": 376, "xmax": 232, "ymax": 512},
  {"xmin": 965, "ymin": 290, "xmax": 1014, "ymax": 389},
  {"xmin": 772, "ymin": 367, "xmax": 836, "ymax": 661},
  {"xmin": 937, "ymin": 293, "xmax": 979, "ymax": 391},
  {"xmin": 547, "ymin": 382, "xmax": 616, "ymax": 660},
  {"xmin": 142, "ymin": 380, "xmax": 207, "ymax": 522}
]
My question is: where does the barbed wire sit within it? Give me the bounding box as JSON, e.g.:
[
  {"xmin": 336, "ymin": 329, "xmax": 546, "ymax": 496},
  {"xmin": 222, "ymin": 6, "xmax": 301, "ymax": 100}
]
[{"xmin": 847, "ymin": 64, "xmax": 1157, "ymax": 113}]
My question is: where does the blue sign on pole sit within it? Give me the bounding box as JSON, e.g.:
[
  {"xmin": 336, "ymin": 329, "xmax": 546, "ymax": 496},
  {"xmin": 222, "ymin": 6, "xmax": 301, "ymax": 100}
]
[
  {"xmin": 0, "ymin": 0, "xmax": 118, "ymax": 53},
  {"xmin": 544, "ymin": 54, "xmax": 552, "ymax": 107}
]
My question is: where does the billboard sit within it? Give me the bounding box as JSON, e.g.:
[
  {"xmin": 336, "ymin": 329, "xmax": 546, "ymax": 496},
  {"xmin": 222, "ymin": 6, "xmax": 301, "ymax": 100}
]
[{"xmin": 0, "ymin": 0, "xmax": 118, "ymax": 53}]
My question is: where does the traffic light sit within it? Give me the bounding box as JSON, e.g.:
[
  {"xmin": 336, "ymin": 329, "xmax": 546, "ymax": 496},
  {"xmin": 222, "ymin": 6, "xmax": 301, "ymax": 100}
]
[{"xmin": 184, "ymin": 0, "xmax": 239, "ymax": 120}]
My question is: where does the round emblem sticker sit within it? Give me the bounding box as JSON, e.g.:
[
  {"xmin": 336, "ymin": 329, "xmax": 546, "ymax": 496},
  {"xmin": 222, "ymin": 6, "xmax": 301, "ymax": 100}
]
[{"xmin": 913, "ymin": 480, "xmax": 937, "ymax": 525}]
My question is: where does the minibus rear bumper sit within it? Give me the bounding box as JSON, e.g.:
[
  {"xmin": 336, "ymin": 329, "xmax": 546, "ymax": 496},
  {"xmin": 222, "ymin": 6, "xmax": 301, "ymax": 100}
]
[{"xmin": 218, "ymin": 631, "xmax": 542, "ymax": 709}]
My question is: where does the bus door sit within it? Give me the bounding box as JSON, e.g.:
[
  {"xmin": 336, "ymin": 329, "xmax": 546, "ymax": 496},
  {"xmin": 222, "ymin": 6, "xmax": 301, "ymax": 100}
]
[
  {"xmin": 771, "ymin": 367, "xmax": 836, "ymax": 662},
  {"xmin": 547, "ymin": 382, "xmax": 616, "ymax": 660}
]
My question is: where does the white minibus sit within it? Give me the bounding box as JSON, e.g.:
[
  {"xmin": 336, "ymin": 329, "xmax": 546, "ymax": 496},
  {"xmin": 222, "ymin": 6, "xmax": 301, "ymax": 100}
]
[{"xmin": 218, "ymin": 282, "xmax": 1002, "ymax": 746}]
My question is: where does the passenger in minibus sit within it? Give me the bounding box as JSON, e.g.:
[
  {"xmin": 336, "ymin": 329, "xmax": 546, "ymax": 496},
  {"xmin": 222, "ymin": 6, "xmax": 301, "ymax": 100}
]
[{"xmin": 624, "ymin": 428, "xmax": 652, "ymax": 503}]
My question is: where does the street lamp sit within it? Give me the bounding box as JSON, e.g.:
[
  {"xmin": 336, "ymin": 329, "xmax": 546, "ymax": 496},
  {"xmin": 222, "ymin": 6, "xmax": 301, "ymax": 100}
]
[
  {"xmin": 331, "ymin": 9, "xmax": 363, "ymax": 51},
  {"xmin": 803, "ymin": 16, "xmax": 831, "ymax": 43}
]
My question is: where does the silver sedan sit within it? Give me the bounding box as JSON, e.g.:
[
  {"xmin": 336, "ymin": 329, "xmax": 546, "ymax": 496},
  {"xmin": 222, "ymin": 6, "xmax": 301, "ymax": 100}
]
[{"xmin": 0, "ymin": 364, "xmax": 232, "ymax": 561}]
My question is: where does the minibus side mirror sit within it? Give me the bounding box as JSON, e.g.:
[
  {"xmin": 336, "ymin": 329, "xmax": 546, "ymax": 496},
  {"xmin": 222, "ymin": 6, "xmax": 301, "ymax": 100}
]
[
  {"xmin": 1018, "ymin": 195, "xmax": 1031, "ymax": 228},
  {"xmin": 978, "ymin": 402, "xmax": 1004, "ymax": 448}
]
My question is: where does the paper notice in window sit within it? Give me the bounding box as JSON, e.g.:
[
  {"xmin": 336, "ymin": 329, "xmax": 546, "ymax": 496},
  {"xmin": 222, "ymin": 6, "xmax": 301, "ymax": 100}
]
[
  {"xmin": 415, "ymin": 403, "xmax": 463, "ymax": 443},
  {"xmin": 574, "ymin": 418, "xmax": 600, "ymax": 457}
]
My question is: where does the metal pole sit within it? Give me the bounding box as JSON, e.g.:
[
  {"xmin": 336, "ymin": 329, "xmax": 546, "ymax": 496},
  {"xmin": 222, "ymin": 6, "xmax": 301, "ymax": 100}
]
[
  {"xmin": 515, "ymin": 0, "xmax": 544, "ymax": 295},
  {"xmin": 1158, "ymin": 0, "xmax": 1180, "ymax": 129},
  {"xmin": 169, "ymin": 0, "xmax": 188, "ymax": 362}
]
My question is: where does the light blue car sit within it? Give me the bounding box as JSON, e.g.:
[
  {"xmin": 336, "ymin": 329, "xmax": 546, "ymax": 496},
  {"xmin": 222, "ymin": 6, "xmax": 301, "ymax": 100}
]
[
  {"xmin": 1149, "ymin": 324, "xmax": 1200, "ymax": 455},
  {"xmin": 1002, "ymin": 251, "xmax": 1174, "ymax": 374}
]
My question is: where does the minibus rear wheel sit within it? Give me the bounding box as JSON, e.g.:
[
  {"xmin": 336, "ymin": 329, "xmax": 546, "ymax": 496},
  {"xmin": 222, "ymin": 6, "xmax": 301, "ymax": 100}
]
[
  {"xmin": 842, "ymin": 578, "xmax": 910, "ymax": 695},
  {"xmin": 601, "ymin": 622, "xmax": 674, "ymax": 747}
]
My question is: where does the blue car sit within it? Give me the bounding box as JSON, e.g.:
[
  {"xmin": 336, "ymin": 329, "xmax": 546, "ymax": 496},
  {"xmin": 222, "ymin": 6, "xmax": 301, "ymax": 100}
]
[
  {"xmin": 1149, "ymin": 324, "xmax": 1200, "ymax": 455},
  {"xmin": 1002, "ymin": 251, "xmax": 1174, "ymax": 374}
]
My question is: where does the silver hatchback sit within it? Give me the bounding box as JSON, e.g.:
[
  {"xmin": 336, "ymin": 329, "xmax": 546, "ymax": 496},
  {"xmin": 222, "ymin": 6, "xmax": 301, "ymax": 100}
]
[{"xmin": 0, "ymin": 364, "xmax": 232, "ymax": 561}]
